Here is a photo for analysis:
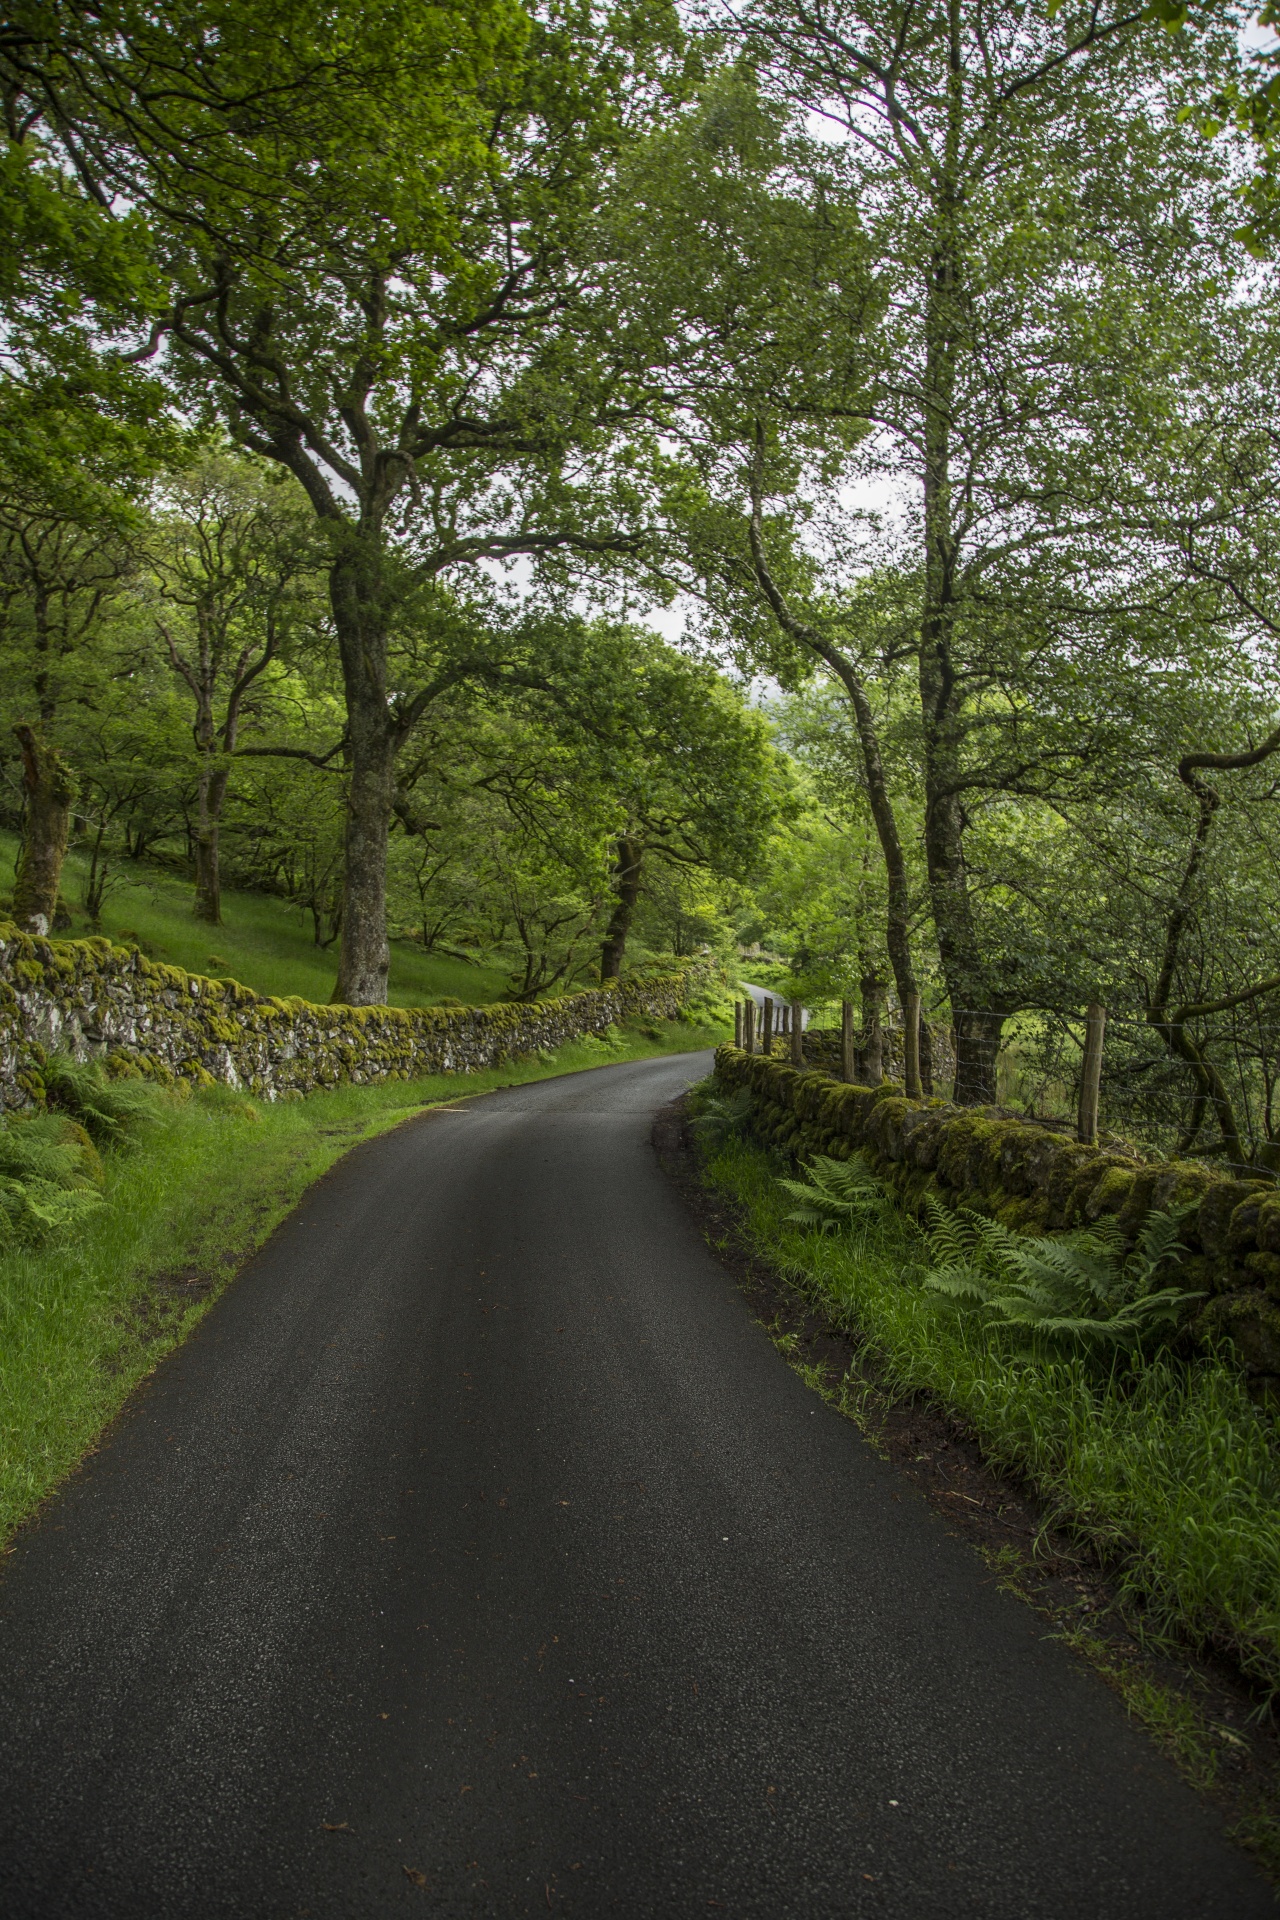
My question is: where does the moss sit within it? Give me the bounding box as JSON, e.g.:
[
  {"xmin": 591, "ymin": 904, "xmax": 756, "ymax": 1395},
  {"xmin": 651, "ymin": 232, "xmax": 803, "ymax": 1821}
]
[
  {"xmin": 1116, "ymin": 1166, "xmax": 1162, "ymax": 1238},
  {"xmin": 864, "ymin": 1095, "xmax": 911, "ymax": 1160},
  {"xmin": 1195, "ymin": 1291, "xmax": 1280, "ymax": 1375},
  {"xmin": 1150, "ymin": 1163, "xmax": 1217, "ymax": 1218},
  {"xmin": 1243, "ymin": 1251, "xmax": 1280, "ymax": 1296},
  {"xmin": 1193, "ymin": 1178, "xmax": 1267, "ymax": 1258},
  {"xmin": 995, "ymin": 1194, "xmax": 1042, "ymax": 1232},
  {"xmin": 1036, "ymin": 1141, "xmax": 1100, "ymax": 1222},
  {"xmin": 1084, "ymin": 1164, "xmax": 1136, "ymax": 1221},
  {"xmin": 932, "ymin": 1112, "xmax": 990, "ymax": 1189},
  {"xmin": 1254, "ymin": 1194, "xmax": 1280, "ymax": 1256}
]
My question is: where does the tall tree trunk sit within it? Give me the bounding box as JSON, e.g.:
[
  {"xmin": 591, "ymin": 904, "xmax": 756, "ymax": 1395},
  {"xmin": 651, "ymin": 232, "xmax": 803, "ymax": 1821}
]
[
  {"xmin": 746, "ymin": 439, "xmax": 921, "ymax": 1093},
  {"xmin": 193, "ymin": 760, "xmax": 229, "ymax": 925},
  {"xmin": 917, "ymin": 85, "xmax": 1004, "ymax": 1106},
  {"xmin": 330, "ymin": 539, "xmax": 396, "ymax": 1006},
  {"xmin": 12, "ymin": 725, "xmax": 76, "ymax": 937},
  {"xmin": 861, "ymin": 964, "xmax": 886, "ymax": 1084},
  {"xmin": 334, "ymin": 694, "xmax": 395, "ymax": 1004},
  {"xmin": 600, "ymin": 836, "xmax": 643, "ymax": 981}
]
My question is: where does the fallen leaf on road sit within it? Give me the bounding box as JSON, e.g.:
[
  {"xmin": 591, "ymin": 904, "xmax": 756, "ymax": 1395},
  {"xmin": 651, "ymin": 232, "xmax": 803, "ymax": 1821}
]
[
  {"xmin": 403, "ymin": 1866, "xmax": 427, "ymax": 1887},
  {"xmin": 321, "ymin": 1821, "xmax": 351, "ymax": 1833}
]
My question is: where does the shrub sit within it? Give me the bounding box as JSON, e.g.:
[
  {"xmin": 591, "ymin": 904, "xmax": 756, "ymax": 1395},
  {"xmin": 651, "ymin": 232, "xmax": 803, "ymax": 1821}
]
[
  {"xmin": 918, "ymin": 1195, "xmax": 1204, "ymax": 1351},
  {"xmin": 41, "ymin": 1053, "xmax": 167, "ymax": 1146},
  {"xmin": 0, "ymin": 1112, "xmax": 105, "ymax": 1244}
]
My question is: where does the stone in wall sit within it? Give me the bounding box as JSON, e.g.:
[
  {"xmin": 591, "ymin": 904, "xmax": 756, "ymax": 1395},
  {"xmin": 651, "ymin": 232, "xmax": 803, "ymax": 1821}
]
[{"xmin": 0, "ymin": 921, "xmax": 714, "ymax": 1111}]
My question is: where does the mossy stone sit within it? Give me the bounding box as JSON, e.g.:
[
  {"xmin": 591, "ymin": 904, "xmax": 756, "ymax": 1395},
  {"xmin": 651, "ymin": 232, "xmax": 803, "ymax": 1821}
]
[
  {"xmin": 1243, "ymin": 1251, "xmax": 1280, "ymax": 1296},
  {"xmin": 1084, "ymin": 1164, "xmax": 1136, "ymax": 1222},
  {"xmin": 1194, "ymin": 1290, "xmax": 1280, "ymax": 1374},
  {"xmin": 1196, "ymin": 1178, "xmax": 1268, "ymax": 1257},
  {"xmin": 1254, "ymin": 1194, "xmax": 1280, "ymax": 1255}
]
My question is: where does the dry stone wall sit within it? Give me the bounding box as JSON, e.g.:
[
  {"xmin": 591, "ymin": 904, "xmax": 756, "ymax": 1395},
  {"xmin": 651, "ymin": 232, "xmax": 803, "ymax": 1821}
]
[
  {"xmin": 0, "ymin": 919, "xmax": 711, "ymax": 1108},
  {"xmin": 715, "ymin": 1046, "xmax": 1280, "ymax": 1399}
]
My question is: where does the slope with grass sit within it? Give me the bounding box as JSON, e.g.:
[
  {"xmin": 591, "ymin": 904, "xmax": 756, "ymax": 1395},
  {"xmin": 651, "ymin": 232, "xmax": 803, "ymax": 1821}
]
[{"xmin": 0, "ymin": 829, "xmax": 508, "ymax": 1007}]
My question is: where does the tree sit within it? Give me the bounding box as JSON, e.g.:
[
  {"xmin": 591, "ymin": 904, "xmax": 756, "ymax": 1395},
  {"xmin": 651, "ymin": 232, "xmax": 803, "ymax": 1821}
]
[
  {"xmin": 544, "ymin": 628, "xmax": 788, "ymax": 982},
  {"xmin": 1143, "ymin": 0, "xmax": 1280, "ymax": 251},
  {"xmin": 665, "ymin": 2, "xmax": 1247, "ymax": 1098},
  {"xmin": 5, "ymin": 0, "xmax": 694, "ymax": 1002},
  {"xmin": 0, "ymin": 457, "xmax": 136, "ymax": 928},
  {"xmin": 146, "ymin": 449, "xmax": 320, "ymax": 923}
]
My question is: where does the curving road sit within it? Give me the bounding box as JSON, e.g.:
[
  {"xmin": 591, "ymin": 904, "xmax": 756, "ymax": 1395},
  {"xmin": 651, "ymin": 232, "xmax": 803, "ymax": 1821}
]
[{"xmin": 0, "ymin": 1052, "xmax": 1271, "ymax": 1918}]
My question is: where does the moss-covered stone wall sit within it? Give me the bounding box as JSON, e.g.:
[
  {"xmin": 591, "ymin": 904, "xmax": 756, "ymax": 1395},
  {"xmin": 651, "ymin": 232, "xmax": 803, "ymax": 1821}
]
[
  {"xmin": 0, "ymin": 920, "xmax": 712, "ymax": 1109},
  {"xmin": 714, "ymin": 1045, "xmax": 1280, "ymax": 1397}
]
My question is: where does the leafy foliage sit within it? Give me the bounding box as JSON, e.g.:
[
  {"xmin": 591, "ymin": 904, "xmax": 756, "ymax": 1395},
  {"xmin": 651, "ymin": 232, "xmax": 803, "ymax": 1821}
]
[
  {"xmin": 42, "ymin": 1054, "xmax": 165, "ymax": 1146},
  {"xmin": 0, "ymin": 1111, "xmax": 104, "ymax": 1244},
  {"xmin": 778, "ymin": 1153, "xmax": 885, "ymax": 1234},
  {"xmin": 689, "ymin": 1086, "xmax": 754, "ymax": 1152},
  {"xmin": 918, "ymin": 1197, "xmax": 1203, "ymax": 1350}
]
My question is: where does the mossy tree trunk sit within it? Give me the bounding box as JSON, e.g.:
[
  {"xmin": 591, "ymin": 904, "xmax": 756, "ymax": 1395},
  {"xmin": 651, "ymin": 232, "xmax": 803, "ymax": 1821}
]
[
  {"xmin": 193, "ymin": 760, "xmax": 230, "ymax": 924},
  {"xmin": 918, "ymin": 174, "xmax": 1006, "ymax": 1106},
  {"xmin": 11, "ymin": 725, "xmax": 76, "ymax": 936},
  {"xmin": 600, "ymin": 836, "xmax": 643, "ymax": 981},
  {"xmin": 330, "ymin": 540, "xmax": 395, "ymax": 1006}
]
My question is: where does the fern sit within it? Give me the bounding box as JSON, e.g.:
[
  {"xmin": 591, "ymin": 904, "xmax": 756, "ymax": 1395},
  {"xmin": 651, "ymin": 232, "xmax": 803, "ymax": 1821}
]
[
  {"xmin": 690, "ymin": 1088, "xmax": 754, "ymax": 1152},
  {"xmin": 0, "ymin": 1176, "xmax": 104, "ymax": 1243},
  {"xmin": 920, "ymin": 1197, "xmax": 1203, "ymax": 1352},
  {"xmin": 0, "ymin": 1112, "xmax": 106, "ymax": 1246},
  {"xmin": 780, "ymin": 1154, "xmax": 885, "ymax": 1233},
  {"xmin": 41, "ymin": 1054, "xmax": 164, "ymax": 1146}
]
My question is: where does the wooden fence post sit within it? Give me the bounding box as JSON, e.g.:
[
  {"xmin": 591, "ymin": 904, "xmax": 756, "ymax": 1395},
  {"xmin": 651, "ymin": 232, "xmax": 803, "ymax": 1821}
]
[
  {"xmin": 734, "ymin": 1000, "xmax": 743, "ymax": 1049},
  {"xmin": 1078, "ymin": 1002, "xmax": 1106, "ymax": 1146},
  {"xmin": 841, "ymin": 999, "xmax": 855, "ymax": 1082},
  {"xmin": 762, "ymin": 997, "xmax": 774, "ymax": 1057},
  {"xmin": 790, "ymin": 1001, "xmax": 804, "ymax": 1065},
  {"xmin": 744, "ymin": 997, "xmax": 756, "ymax": 1054},
  {"xmin": 904, "ymin": 989, "xmax": 922, "ymax": 1100}
]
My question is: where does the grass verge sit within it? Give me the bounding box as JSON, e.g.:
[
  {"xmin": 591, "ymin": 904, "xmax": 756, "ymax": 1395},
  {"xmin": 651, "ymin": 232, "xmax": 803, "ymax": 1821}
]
[
  {"xmin": 686, "ymin": 1114, "xmax": 1280, "ymax": 1870},
  {"xmin": 0, "ymin": 1017, "xmax": 721, "ymax": 1546},
  {"xmin": 699, "ymin": 1125, "xmax": 1280, "ymax": 1703}
]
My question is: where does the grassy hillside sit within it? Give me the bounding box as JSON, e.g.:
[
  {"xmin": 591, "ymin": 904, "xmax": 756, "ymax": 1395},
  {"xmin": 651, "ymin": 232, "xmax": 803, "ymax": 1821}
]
[{"xmin": 0, "ymin": 830, "xmax": 509, "ymax": 1006}]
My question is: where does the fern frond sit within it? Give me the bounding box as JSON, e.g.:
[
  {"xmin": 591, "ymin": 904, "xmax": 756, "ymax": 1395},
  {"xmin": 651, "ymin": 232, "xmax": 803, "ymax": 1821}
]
[
  {"xmin": 923, "ymin": 1265, "xmax": 995, "ymax": 1304},
  {"xmin": 782, "ymin": 1156, "xmax": 884, "ymax": 1234},
  {"xmin": 1124, "ymin": 1206, "xmax": 1191, "ymax": 1296},
  {"xmin": 921, "ymin": 1194, "xmax": 978, "ymax": 1267}
]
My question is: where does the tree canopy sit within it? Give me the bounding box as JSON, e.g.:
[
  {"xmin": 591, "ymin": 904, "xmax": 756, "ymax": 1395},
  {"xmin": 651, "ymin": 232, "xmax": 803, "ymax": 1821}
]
[{"xmin": 2, "ymin": 0, "xmax": 1279, "ymax": 1155}]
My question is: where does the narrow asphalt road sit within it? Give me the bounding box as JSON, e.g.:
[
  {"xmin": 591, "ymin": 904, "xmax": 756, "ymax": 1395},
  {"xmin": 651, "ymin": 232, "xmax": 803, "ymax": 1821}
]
[{"xmin": 0, "ymin": 1052, "xmax": 1271, "ymax": 1918}]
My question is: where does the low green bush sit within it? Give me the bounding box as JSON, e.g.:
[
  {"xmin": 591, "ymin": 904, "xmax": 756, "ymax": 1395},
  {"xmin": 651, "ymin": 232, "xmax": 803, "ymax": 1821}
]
[
  {"xmin": 0, "ymin": 1111, "xmax": 106, "ymax": 1244},
  {"xmin": 916, "ymin": 1190, "xmax": 1204, "ymax": 1351},
  {"xmin": 42, "ymin": 1052, "xmax": 168, "ymax": 1146}
]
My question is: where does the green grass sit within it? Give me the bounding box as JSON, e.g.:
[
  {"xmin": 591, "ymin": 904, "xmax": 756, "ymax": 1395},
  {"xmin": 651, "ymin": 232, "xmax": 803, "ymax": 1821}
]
[
  {"xmin": 0, "ymin": 828, "xmax": 509, "ymax": 1007},
  {"xmin": 0, "ymin": 1015, "xmax": 724, "ymax": 1545},
  {"xmin": 700, "ymin": 1122, "xmax": 1280, "ymax": 1702}
]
